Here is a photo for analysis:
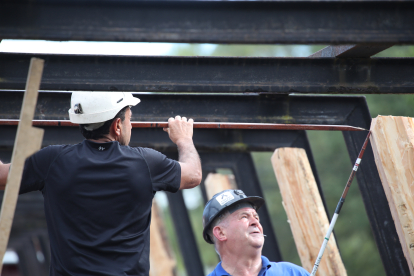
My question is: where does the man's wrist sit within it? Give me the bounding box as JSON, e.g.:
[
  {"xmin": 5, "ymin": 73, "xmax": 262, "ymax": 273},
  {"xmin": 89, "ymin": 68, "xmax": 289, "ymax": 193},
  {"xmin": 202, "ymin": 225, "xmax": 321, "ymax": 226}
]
[{"xmin": 175, "ymin": 137, "xmax": 193, "ymax": 147}]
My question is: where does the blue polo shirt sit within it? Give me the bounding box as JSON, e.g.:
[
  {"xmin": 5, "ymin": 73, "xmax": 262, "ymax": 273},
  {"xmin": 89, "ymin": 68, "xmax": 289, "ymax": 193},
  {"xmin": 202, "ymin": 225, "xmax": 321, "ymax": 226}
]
[{"xmin": 208, "ymin": 256, "xmax": 310, "ymax": 276}]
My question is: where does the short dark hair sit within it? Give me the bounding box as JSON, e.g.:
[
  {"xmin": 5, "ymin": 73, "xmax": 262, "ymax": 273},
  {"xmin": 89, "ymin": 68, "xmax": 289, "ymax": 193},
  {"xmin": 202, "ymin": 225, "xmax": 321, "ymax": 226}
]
[
  {"xmin": 208, "ymin": 210, "xmax": 230, "ymax": 244},
  {"xmin": 79, "ymin": 106, "xmax": 129, "ymax": 140}
]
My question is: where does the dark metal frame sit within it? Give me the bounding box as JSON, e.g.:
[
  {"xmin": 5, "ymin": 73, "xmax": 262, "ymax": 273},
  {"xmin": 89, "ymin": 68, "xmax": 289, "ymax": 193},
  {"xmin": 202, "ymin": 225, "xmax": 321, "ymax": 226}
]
[
  {"xmin": 1, "ymin": 1, "xmax": 413, "ymax": 44},
  {"xmin": 0, "ymin": 1, "xmax": 412, "ymax": 275},
  {"xmin": 1, "ymin": 53, "xmax": 413, "ymax": 94}
]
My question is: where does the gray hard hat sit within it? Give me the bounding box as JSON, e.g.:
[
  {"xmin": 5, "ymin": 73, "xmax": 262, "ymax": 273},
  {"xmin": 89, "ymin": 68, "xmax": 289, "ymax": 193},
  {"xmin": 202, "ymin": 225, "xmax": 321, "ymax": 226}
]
[{"xmin": 202, "ymin": 189, "xmax": 265, "ymax": 244}]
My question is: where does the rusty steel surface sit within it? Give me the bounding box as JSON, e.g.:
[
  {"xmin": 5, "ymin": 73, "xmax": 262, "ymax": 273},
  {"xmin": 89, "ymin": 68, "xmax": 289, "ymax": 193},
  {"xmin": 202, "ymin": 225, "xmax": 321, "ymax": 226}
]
[
  {"xmin": 0, "ymin": 119, "xmax": 367, "ymax": 131},
  {"xmin": 1, "ymin": 53, "xmax": 414, "ymax": 93},
  {"xmin": 0, "ymin": 1, "xmax": 413, "ymax": 44}
]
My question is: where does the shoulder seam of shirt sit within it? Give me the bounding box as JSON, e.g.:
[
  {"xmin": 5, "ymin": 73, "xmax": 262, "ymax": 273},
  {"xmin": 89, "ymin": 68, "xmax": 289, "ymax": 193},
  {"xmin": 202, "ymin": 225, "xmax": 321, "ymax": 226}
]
[
  {"xmin": 133, "ymin": 147, "xmax": 155, "ymax": 187},
  {"xmin": 43, "ymin": 145, "xmax": 76, "ymax": 183}
]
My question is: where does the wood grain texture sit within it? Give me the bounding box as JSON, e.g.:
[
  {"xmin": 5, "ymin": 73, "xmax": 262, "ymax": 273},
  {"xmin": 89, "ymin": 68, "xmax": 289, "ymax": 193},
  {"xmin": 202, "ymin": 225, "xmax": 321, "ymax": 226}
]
[
  {"xmin": 271, "ymin": 148, "xmax": 346, "ymax": 276},
  {"xmin": 370, "ymin": 116, "xmax": 414, "ymax": 276},
  {"xmin": 204, "ymin": 173, "xmax": 237, "ymax": 200},
  {"xmin": 149, "ymin": 201, "xmax": 176, "ymax": 276},
  {"xmin": 0, "ymin": 58, "xmax": 45, "ymax": 272}
]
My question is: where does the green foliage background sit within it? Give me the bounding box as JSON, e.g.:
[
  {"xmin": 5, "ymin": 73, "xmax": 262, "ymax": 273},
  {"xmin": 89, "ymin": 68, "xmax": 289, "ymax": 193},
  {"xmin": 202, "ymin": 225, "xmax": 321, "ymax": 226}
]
[{"xmin": 155, "ymin": 45, "xmax": 414, "ymax": 276}]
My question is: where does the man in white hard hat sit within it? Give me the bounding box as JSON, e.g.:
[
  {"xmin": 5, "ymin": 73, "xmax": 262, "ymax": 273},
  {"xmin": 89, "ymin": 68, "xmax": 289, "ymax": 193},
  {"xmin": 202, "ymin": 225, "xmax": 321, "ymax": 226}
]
[
  {"xmin": 203, "ymin": 190, "xmax": 309, "ymax": 276},
  {"xmin": 0, "ymin": 92, "xmax": 202, "ymax": 276}
]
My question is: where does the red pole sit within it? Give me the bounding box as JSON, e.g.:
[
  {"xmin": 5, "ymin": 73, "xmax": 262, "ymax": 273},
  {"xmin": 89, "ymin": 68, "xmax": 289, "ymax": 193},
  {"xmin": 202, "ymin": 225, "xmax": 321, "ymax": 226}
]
[{"xmin": 0, "ymin": 119, "xmax": 367, "ymax": 132}]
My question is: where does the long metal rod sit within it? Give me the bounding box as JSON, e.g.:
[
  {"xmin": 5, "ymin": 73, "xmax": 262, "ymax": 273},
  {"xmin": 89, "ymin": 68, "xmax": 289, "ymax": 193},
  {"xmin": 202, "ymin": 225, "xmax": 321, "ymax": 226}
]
[
  {"xmin": 0, "ymin": 119, "xmax": 366, "ymax": 132},
  {"xmin": 310, "ymin": 131, "xmax": 372, "ymax": 276}
]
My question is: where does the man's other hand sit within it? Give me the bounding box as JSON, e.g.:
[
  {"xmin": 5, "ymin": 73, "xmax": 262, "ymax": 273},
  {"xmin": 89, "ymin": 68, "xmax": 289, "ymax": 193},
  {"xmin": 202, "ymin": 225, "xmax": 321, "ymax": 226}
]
[{"xmin": 0, "ymin": 160, "xmax": 10, "ymax": 190}]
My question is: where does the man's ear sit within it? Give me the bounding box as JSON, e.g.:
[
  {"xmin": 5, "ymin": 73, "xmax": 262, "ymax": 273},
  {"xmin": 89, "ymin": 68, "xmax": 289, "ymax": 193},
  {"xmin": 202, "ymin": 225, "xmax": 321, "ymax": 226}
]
[
  {"xmin": 111, "ymin": 118, "xmax": 122, "ymax": 137},
  {"xmin": 213, "ymin": 226, "xmax": 227, "ymax": 242}
]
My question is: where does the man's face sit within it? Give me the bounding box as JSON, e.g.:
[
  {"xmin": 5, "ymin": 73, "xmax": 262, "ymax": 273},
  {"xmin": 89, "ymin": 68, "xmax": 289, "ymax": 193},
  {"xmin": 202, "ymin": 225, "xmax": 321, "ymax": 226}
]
[
  {"xmin": 223, "ymin": 207, "xmax": 264, "ymax": 250},
  {"xmin": 119, "ymin": 108, "xmax": 132, "ymax": 146}
]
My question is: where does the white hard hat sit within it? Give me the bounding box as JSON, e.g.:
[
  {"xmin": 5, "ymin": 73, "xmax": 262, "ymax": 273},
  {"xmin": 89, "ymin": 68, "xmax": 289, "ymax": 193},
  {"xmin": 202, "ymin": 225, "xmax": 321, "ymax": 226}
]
[{"xmin": 68, "ymin": 92, "xmax": 140, "ymax": 124}]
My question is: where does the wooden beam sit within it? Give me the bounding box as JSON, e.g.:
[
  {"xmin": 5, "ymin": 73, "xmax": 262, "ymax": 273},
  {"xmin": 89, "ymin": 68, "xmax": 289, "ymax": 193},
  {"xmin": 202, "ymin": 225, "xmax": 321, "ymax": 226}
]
[
  {"xmin": 149, "ymin": 201, "xmax": 176, "ymax": 276},
  {"xmin": 370, "ymin": 116, "xmax": 414, "ymax": 276},
  {"xmin": 271, "ymin": 148, "xmax": 347, "ymax": 276},
  {"xmin": 0, "ymin": 58, "xmax": 44, "ymax": 272},
  {"xmin": 204, "ymin": 173, "xmax": 236, "ymax": 200}
]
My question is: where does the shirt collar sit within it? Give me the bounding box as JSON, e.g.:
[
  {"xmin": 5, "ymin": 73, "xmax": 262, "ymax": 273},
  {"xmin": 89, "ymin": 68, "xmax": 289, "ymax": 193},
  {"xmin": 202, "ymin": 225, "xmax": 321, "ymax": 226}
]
[
  {"xmin": 213, "ymin": 256, "xmax": 272, "ymax": 276},
  {"xmin": 261, "ymin": 256, "xmax": 272, "ymax": 269},
  {"xmin": 258, "ymin": 256, "xmax": 272, "ymax": 275},
  {"xmin": 213, "ymin": 262, "xmax": 228, "ymax": 276},
  {"xmin": 85, "ymin": 139, "xmax": 116, "ymax": 151}
]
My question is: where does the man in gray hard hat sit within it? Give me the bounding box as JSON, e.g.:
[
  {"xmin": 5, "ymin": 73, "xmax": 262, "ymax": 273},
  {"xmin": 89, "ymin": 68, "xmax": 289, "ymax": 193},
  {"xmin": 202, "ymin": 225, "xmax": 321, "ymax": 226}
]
[
  {"xmin": 0, "ymin": 92, "xmax": 202, "ymax": 276},
  {"xmin": 203, "ymin": 189, "xmax": 309, "ymax": 276}
]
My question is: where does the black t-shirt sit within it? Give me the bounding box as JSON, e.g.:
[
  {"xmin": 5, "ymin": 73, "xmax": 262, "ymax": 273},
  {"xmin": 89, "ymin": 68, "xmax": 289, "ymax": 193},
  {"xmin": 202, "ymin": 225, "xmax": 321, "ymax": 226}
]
[{"xmin": 20, "ymin": 140, "xmax": 181, "ymax": 276}]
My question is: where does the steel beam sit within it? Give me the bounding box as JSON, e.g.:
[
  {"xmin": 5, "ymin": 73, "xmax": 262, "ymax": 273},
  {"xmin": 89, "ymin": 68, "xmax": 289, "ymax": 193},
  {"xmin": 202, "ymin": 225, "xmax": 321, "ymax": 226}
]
[
  {"xmin": 0, "ymin": 91, "xmax": 370, "ymax": 124},
  {"xmin": 0, "ymin": 1, "xmax": 413, "ymax": 44},
  {"xmin": 309, "ymin": 44, "xmax": 393, "ymax": 58},
  {"xmin": 341, "ymin": 99, "xmax": 410, "ymax": 276},
  {"xmin": 166, "ymin": 187, "xmax": 205, "ymax": 276},
  {"xmin": 1, "ymin": 54, "xmax": 413, "ymax": 93}
]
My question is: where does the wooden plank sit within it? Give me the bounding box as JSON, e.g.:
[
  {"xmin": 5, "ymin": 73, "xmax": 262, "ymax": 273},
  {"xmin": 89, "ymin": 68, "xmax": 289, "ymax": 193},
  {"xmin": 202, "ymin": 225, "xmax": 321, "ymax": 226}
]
[
  {"xmin": 271, "ymin": 148, "xmax": 347, "ymax": 276},
  {"xmin": 0, "ymin": 58, "xmax": 45, "ymax": 272},
  {"xmin": 370, "ymin": 116, "xmax": 414, "ymax": 276},
  {"xmin": 204, "ymin": 173, "xmax": 236, "ymax": 200},
  {"xmin": 149, "ymin": 201, "xmax": 175, "ymax": 276}
]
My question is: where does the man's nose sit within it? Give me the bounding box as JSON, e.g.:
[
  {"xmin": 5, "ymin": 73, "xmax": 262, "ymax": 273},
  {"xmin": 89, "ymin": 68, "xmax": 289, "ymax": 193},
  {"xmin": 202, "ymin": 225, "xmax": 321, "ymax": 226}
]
[{"xmin": 249, "ymin": 217, "xmax": 259, "ymax": 226}]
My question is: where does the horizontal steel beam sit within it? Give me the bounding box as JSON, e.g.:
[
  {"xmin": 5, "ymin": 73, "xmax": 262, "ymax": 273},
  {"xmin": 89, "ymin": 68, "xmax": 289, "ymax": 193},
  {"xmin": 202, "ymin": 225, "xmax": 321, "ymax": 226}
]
[
  {"xmin": 1, "ymin": 54, "xmax": 413, "ymax": 93},
  {"xmin": 0, "ymin": 1, "xmax": 413, "ymax": 44},
  {"xmin": 0, "ymin": 91, "xmax": 367, "ymax": 126},
  {"xmin": 0, "ymin": 91, "xmax": 367, "ymax": 150}
]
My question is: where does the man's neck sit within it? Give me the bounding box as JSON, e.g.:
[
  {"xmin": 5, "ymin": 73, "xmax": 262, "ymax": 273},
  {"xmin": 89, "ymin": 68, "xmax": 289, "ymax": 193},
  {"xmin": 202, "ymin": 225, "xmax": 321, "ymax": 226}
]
[
  {"xmin": 89, "ymin": 135, "xmax": 115, "ymax": 144},
  {"xmin": 220, "ymin": 250, "xmax": 262, "ymax": 276}
]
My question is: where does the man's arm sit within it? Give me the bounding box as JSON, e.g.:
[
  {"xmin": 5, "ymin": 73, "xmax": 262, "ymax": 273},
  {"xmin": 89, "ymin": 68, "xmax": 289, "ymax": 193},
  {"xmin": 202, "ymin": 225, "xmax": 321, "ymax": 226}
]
[
  {"xmin": 164, "ymin": 116, "xmax": 202, "ymax": 190},
  {"xmin": 0, "ymin": 160, "xmax": 11, "ymax": 190}
]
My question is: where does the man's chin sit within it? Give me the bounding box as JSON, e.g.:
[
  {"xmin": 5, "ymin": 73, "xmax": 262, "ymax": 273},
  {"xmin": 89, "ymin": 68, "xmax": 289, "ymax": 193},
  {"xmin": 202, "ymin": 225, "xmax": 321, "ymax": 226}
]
[{"xmin": 249, "ymin": 234, "xmax": 265, "ymax": 247}]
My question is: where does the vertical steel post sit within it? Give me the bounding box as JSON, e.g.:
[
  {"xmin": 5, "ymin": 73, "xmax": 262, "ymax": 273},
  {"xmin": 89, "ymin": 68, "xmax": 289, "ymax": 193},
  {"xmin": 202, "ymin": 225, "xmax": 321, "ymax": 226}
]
[{"xmin": 342, "ymin": 98, "xmax": 409, "ymax": 276}]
